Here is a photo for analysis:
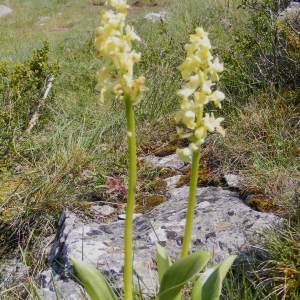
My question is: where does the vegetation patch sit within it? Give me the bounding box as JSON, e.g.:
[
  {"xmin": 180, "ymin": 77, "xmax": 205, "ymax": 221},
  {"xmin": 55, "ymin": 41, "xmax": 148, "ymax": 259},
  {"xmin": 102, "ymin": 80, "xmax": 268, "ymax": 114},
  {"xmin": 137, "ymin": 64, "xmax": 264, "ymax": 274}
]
[
  {"xmin": 0, "ymin": 42, "xmax": 59, "ymax": 158},
  {"xmin": 224, "ymin": 218, "xmax": 300, "ymax": 300}
]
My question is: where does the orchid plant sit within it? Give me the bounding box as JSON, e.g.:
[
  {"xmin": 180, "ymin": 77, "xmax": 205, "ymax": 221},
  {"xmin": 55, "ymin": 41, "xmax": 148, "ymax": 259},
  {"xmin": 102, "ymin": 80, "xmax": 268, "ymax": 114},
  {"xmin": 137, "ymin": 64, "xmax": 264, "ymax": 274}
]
[
  {"xmin": 94, "ymin": 1, "xmax": 145, "ymax": 299},
  {"xmin": 71, "ymin": 1, "xmax": 236, "ymax": 299},
  {"xmin": 175, "ymin": 27, "xmax": 225, "ymax": 258}
]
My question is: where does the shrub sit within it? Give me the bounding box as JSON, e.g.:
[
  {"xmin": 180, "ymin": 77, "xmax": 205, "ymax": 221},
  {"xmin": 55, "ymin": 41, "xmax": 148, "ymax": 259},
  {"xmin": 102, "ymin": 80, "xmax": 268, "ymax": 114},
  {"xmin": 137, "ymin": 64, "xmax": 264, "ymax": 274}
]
[
  {"xmin": 0, "ymin": 42, "xmax": 59, "ymax": 157},
  {"xmin": 221, "ymin": 0, "xmax": 299, "ymax": 99}
]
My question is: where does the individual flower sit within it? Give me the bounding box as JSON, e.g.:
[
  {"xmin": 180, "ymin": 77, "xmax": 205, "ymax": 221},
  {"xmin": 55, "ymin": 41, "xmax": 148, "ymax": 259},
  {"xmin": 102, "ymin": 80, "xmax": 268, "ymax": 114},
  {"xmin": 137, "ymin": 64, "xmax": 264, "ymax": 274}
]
[
  {"xmin": 176, "ymin": 27, "xmax": 225, "ymax": 161},
  {"xmin": 110, "ymin": 0, "xmax": 129, "ymax": 13},
  {"xmin": 209, "ymin": 90, "xmax": 225, "ymax": 108},
  {"xmin": 176, "ymin": 147, "xmax": 192, "ymax": 162}
]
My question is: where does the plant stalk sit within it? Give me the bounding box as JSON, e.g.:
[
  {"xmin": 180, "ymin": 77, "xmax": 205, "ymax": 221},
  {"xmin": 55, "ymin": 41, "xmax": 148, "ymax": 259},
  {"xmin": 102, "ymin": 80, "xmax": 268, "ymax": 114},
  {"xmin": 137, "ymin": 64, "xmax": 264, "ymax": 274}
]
[
  {"xmin": 124, "ymin": 95, "xmax": 137, "ymax": 300},
  {"xmin": 181, "ymin": 150, "xmax": 201, "ymax": 258}
]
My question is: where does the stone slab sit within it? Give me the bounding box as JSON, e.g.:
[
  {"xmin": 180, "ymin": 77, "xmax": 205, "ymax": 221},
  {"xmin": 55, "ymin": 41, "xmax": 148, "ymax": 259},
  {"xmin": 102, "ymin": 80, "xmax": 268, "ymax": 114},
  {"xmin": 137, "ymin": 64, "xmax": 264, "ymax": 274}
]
[
  {"xmin": 44, "ymin": 187, "xmax": 282, "ymax": 298},
  {"xmin": 0, "ymin": 5, "xmax": 12, "ymax": 17}
]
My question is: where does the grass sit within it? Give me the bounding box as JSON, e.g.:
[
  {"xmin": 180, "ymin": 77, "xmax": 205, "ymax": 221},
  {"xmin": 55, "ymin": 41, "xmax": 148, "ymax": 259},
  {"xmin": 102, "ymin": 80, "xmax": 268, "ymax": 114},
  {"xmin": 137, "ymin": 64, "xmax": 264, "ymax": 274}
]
[
  {"xmin": 223, "ymin": 217, "xmax": 300, "ymax": 300},
  {"xmin": 221, "ymin": 96, "xmax": 298, "ymax": 212},
  {"xmin": 0, "ymin": 0, "xmax": 299, "ymax": 298}
]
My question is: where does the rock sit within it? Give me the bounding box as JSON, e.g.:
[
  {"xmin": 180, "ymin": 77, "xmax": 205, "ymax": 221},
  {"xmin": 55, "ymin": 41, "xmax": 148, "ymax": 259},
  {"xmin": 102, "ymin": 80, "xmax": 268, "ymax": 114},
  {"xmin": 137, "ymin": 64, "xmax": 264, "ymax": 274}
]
[
  {"xmin": 224, "ymin": 173, "xmax": 245, "ymax": 190},
  {"xmin": 38, "ymin": 270, "xmax": 87, "ymax": 300},
  {"xmin": 118, "ymin": 213, "xmax": 142, "ymax": 220},
  {"xmin": 38, "ymin": 16, "xmax": 50, "ymax": 22},
  {"xmin": 279, "ymin": 1, "xmax": 300, "ymax": 22},
  {"xmin": 0, "ymin": 5, "xmax": 12, "ymax": 17},
  {"xmin": 41, "ymin": 154, "xmax": 282, "ymax": 297},
  {"xmin": 91, "ymin": 204, "xmax": 115, "ymax": 216},
  {"xmin": 0, "ymin": 259, "xmax": 30, "ymax": 289},
  {"xmin": 165, "ymin": 175, "xmax": 182, "ymax": 189},
  {"xmin": 220, "ymin": 18, "xmax": 232, "ymax": 29},
  {"xmin": 144, "ymin": 11, "xmax": 168, "ymax": 23},
  {"xmin": 143, "ymin": 153, "xmax": 186, "ymax": 170},
  {"xmin": 47, "ymin": 208, "xmax": 76, "ymax": 264},
  {"xmin": 43, "ymin": 187, "xmax": 282, "ymax": 297}
]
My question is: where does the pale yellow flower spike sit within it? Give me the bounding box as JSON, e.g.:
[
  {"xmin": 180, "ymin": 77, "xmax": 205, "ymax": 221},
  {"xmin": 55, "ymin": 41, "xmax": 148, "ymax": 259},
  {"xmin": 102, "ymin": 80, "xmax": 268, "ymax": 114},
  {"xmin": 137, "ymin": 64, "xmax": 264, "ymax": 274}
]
[
  {"xmin": 109, "ymin": 0, "xmax": 129, "ymax": 13},
  {"xmin": 176, "ymin": 27, "xmax": 225, "ymax": 162},
  {"xmin": 95, "ymin": 0, "xmax": 145, "ymax": 104}
]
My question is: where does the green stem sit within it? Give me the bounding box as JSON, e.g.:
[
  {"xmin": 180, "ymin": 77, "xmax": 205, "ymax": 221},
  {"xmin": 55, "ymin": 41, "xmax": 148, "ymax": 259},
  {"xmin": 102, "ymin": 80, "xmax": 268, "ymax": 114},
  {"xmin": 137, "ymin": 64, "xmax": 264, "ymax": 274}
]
[
  {"xmin": 124, "ymin": 95, "xmax": 137, "ymax": 300},
  {"xmin": 181, "ymin": 150, "xmax": 201, "ymax": 258}
]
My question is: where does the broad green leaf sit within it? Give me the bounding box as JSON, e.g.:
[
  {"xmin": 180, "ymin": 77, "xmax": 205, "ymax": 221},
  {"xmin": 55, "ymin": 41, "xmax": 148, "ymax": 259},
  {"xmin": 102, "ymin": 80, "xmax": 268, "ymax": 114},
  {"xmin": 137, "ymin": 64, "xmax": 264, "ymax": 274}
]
[
  {"xmin": 71, "ymin": 258, "xmax": 117, "ymax": 300},
  {"xmin": 159, "ymin": 251, "xmax": 211, "ymax": 300},
  {"xmin": 192, "ymin": 255, "xmax": 237, "ymax": 300},
  {"xmin": 156, "ymin": 243, "xmax": 172, "ymax": 282}
]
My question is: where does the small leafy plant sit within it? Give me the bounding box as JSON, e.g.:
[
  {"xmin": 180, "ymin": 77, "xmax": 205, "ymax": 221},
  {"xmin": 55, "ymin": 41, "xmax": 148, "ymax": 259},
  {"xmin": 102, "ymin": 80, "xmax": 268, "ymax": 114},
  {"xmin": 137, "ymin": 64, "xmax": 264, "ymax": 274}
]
[{"xmin": 72, "ymin": 1, "xmax": 236, "ymax": 299}]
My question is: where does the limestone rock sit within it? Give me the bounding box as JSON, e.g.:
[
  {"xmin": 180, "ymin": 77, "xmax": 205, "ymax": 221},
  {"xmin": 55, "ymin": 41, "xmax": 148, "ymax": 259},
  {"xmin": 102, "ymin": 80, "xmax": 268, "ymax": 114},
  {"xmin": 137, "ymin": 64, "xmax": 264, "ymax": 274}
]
[
  {"xmin": 44, "ymin": 188, "xmax": 281, "ymax": 297},
  {"xmin": 91, "ymin": 204, "xmax": 115, "ymax": 216},
  {"xmin": 279, "ymin": 1, "xmax": 300, "ymax": 19},
  {"xmin": 143, "ymin": 153, "xmax": 186, "ymax": 170},
  {"xmin": 144, "ymin": 11, "xmax": 168, "ymax": 23},
  {"xmin": 165, "ymin": 175, "xmax": 181, "ymax": 189},
  {"xmin": 0, "ymin": 260, "xmax": 30, "ymax": 290},
  {"xmin": 0, "ymin": 5, "xmax": 12, "ymax": 17},
  {"xmin": 41, "ymin": 154, "xmax": 282, "ymax": 298},
  {"xmin": 39, "ymin": 270, "xmax": 87, "ymax": 300},
  {"xmin": 224, "ymin": 173, "xmax": 245, "ymax": 190}
]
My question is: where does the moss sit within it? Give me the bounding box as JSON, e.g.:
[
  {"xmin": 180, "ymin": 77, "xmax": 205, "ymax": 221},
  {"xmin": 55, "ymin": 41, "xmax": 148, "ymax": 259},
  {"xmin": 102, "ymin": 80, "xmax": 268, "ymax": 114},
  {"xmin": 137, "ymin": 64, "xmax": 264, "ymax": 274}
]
[
  {"xmin": 138, "ymin": 162, "xmax": 178, "ymax": 180},
  {"xmin": 76, "ymin": 201, "xmax": 94, "ymax": 209},
  {"xmin": 152, "ymin": 134, "xmax": 189, "ymax": 157},
  {"xmin": 247, "ymin": 196, "xmax": 279, "ymax": 212},
  {"xmin": 136, "ymin": 194, "xmax": 166, "ymax": 213},
  {"xmin": 149, "ymin": 177, "xmax": 167, "ymax": 192},
  {"xmin": 135, "ymin": 165, "xmax": 175, "ymax": 213},
  {"xmin": 176, "ymin": 166, "xmax": 225, "ymax": 187},
  {"xmin": 168, "ymin": 133, "xmax": 190, "ymax": 147},
  {"xmin": 158, "ymin": 167, "xmax": 178, "ymax": 179},
  {"xmin": 153, "ymin": 144, "xmax": 177, "ymax": 157},
  {"xmin": 245, "ymin": 187, "xmax": 265, "ymax": 195}
]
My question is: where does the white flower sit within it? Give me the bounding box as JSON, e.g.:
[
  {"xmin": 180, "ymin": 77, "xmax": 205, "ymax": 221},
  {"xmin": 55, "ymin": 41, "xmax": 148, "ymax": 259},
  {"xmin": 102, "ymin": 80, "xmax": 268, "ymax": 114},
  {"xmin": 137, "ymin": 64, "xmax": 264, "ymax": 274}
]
[
  {"xmin": 177, "ymin": 87, "xmax": 196, "ymax": 99},
  {"xmin": 109, "ymin": 0, "xmax": 129, "ymax": 13},
  {"xmin": 209, "ymin": 90, "xmax": 225, "ymax": 108},
  {"xmin": 180, "ymin": 98, "xmax": 193, "ymax": 111},
  {"xmin": 195, "ymin": 126, "xmax": 207, "ymax": 140},
  {"xmin": 186, "ymin": 74, "xmax": 201, "ymax": 89},
  {"xmin": 193, "ymin": 27, "xmax": 208, "ymax": 38},
  {"xmin": 201, "ymin": 80, "xmax": 213, "ymax": 94},
  {"xmin": 176, "ymin": 147, "xmax": 192, "ymax": 162},
  {"xmin": 203, "ymin": 113, "xmax": 224, "ymax": 132},
  {"xmin": 194, "ymin": 91, "xmax": 209, "ymax": 105},
  {"xmin": 189, "ymin": 143, "xmax": 199, "ymax": 152},
  {"xmin": 125, "ymin": 25, "xmax": 141, "ymax": 42},
  {"xmin": 210, "ymin": 57, "xmax": 224, "ymax": 73},
  {"xmin": 183, "ymin": 110, "xmax": 196, "ymax": 129}
]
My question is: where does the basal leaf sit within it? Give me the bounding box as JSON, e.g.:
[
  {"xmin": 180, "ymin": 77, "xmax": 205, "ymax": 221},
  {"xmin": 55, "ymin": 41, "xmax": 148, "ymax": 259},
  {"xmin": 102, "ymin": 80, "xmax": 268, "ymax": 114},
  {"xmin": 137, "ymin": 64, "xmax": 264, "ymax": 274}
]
[
  {"xmin": 71, "ymin": 258, "xmax": 117, "ymax": 300},
  {"xmin": 192, "ymin": 255, "xmax": 237, "ymax": 300},
  {"xmin": 156, "ymin": 243, "xmax": 173, "ymax": 282},
  {"xmin": 159, "ymin": 251, "xmax": 211, "ymax": 300}
]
